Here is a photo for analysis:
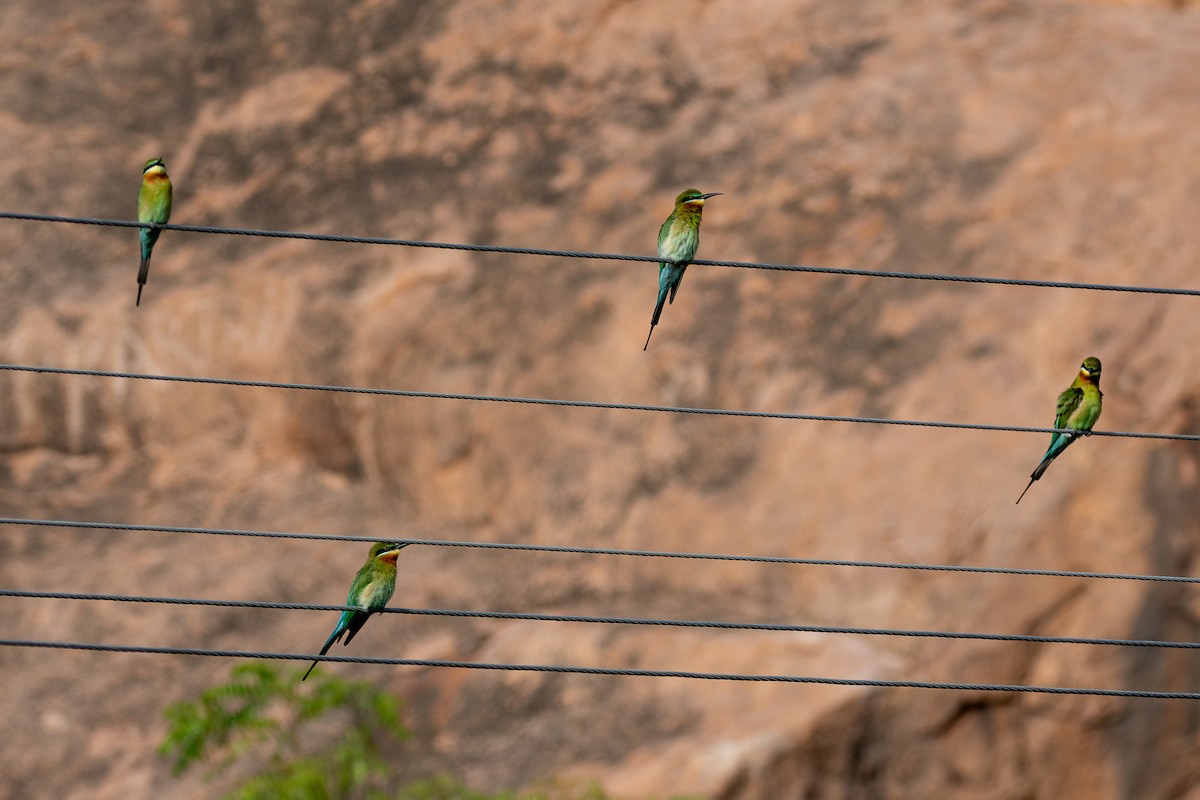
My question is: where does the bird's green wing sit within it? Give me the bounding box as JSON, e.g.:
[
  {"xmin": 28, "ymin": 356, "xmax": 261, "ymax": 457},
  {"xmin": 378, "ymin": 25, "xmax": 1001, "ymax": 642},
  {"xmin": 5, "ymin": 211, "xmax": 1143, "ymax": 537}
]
[
  {"xmin": 657, "ymin": 213, "xmax": 673, "ymax": 253},
  {"xmin": 1053, "ymin": 387, "xmax": 1084, "ymax": 430},
  {"xmin": 346, "ymin": 562, "xmax": 378, "ymax": 606}
]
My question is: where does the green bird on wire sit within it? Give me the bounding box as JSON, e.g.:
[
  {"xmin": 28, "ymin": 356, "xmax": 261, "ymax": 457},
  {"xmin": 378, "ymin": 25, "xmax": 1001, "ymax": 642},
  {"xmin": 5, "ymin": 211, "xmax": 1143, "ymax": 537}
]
[
  {"xmin": 643, "ymin": 188, "xmax": 722, "ymax": 350},
  {"xmin": 302, "ymin": 541, "xmax": 410, "ymax": 681},
  {"xmin": 136, "ymin": 157, "xmax": 173, "ymax": 307},
  {"xmin": 1016, "ymin": 357, "xmax": 1103, "ymax": 504}
]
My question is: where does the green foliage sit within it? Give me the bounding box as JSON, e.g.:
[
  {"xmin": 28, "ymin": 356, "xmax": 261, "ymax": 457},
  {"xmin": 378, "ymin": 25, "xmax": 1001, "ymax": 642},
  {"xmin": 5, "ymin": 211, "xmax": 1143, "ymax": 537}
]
[
  {"xmin": 160, "ymin": 661, "xmax": 406, "ymax": 799},
  {"xmin": 395, "ymin": 776, "xmax": 612, "ymax": 800},
  {"xmin": 160, "ymin": 662, "xmax": 668, "ymax": 800}
]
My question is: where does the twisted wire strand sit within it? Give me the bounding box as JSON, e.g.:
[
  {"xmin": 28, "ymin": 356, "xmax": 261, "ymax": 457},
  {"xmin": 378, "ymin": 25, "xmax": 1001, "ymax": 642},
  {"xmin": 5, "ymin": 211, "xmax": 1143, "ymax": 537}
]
[
  {"xmin": 3, "ymin": 638, "xmax": 1199, "ymax": 699},
  {"xmin": 4, "ymin": 588, "xmax": 1199, "ymax": 650},
  {"xmin": 2, "ymin": 211, "xmax": 1198, "ymax": 297},
  {"xmin": 5, "ymin": 516, "xmax": 1200, "ymax": 584},
  {"xmin": 1, "ymin": 363, "xmax": 1196, "ymax": 441}
]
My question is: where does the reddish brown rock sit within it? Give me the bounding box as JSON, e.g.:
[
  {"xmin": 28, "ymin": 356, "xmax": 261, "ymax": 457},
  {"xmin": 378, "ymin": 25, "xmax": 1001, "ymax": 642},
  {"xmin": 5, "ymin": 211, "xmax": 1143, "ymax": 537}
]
[{"xmin": 2, "ymin": 1, "xmax": 1200, "ymax": 797}]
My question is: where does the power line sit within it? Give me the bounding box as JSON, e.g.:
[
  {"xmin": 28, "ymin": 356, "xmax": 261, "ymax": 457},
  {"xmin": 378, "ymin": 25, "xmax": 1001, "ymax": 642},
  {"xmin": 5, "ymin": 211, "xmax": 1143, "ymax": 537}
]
[
  {"xmin": 2, "ymin": 362, "xmax": 1197, "ymax": 441},
  {"xmin": 2, "ymin": 638, "xmax": 1198, "ymax": 699},
  {"xmin": 5, "ymin": 588, "xmax": 1199, "ymax": 650},
  {"xmin": 6, "ymin": 516, "xmax": 1200, "ymax": 585},
  {"xmin": 2, "ymin": 211, "xmax": 1198, "ymax": 298}
]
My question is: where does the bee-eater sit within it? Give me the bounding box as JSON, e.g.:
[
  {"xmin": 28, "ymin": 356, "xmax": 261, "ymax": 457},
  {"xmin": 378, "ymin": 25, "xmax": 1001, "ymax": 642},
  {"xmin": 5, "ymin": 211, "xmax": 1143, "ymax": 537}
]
[
  {"xmin": 643, "ymin": 188, "xmax": 722, "ymax": 351},
  {"xmin": 136, "ymin": 157, "xmax": 173, "ymax": 307},
  {"xmin": 302, "ymin": 541, "xmax": 410, "ymax": 681},
  {"xmin": 1016, "ymin": 357, "xmax": 1103, "ymax": 504}
]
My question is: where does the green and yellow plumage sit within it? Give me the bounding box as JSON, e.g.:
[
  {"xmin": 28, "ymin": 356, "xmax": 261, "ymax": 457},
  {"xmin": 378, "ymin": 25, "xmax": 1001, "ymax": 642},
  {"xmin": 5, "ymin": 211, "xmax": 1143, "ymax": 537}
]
[
  {"xmin": 644, "ymin": 188, "xmax": 722, "ymax": 351},
  {"xmin": 302, "ymin": 541, "xmax": 409, "ymax": 681},
  {"xmin": 1016, "ymin": 357, "xmax": 1103, "ymax": 504},
  {"xmin": 136, "ymin": 157, "xmax": 173, "ymax": 307}
]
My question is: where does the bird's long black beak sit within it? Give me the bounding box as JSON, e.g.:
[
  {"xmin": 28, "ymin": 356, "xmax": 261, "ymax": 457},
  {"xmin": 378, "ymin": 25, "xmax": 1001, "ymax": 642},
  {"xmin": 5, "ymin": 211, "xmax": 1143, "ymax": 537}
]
[
  {"xmin": 382, "ymin": 542, "xmax": 411, "ymax": 555},
  {"xmin": 699, "ymin": 192, "xmax": 723, "ymax": 200}
]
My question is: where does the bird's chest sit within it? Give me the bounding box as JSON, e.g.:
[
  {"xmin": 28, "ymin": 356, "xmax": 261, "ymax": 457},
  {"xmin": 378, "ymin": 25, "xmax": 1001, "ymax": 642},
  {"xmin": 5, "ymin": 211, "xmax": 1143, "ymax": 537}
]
[
  {"xmin": 659, "ymin": 219, "xmax": 700, "ymax": 260},
  {"xmin": 1067, "ymin": 389, "xmax": 1101, "ymax": 426},
  {"xmin": 358, "ymin": 576, "xmax": 392, "ymax": 608},
  {"xmin": 141, "ymin": 175, "xmax": 170, "ymax": 200}
]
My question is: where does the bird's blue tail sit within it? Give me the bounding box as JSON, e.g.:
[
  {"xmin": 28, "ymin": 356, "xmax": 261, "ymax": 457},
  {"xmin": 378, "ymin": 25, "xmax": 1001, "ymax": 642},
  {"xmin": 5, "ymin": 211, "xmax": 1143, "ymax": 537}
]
[
  {"xmin": 651, "ymin": 281, "xmax": 671, "ymax": 327},
  {"xmin": 644, "ymin": 265, "xmax": 681, "ymax": 351},
  {"xmin": 136, "ymin": 258, "xmax": 149, "ymax": 306},
  {"xmin": 644, "ymin": 281, "xmax": 671, "ymax": 350},
  {"xmin": 1015, "ymin": 434, "xmax": 1076, "ymax": 504},
  {"xmin": 137, "ymin": 227, "xmax": 162, "ymax": 307},
  {"xmin": 1032, "ymin": 434, "xmax": 1075, "ymax": 481},
  {"xmin": 302, "ymin": 615, "xmax": 351, "ymax": 681},
  {"xmin": 668, "ymin": 265, "xmax": 687, "ymax": 304}
]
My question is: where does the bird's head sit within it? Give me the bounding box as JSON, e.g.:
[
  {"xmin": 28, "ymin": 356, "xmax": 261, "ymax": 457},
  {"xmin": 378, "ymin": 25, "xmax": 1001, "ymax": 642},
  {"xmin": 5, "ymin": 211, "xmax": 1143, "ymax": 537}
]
[
  {"xmin": 675, "ymin": 188, "xmax": 723, "ymax": 207},
  {"xmin": 1079, "ymin": 357, "xmax": 1102, "ymax": 381},
  {"xmin": 369, "ymin": 541, "xmax": 410, "ymax": 564},
  {"xmin": 143, "ymin": 158, "xmax": 167, "ymax": 177}
]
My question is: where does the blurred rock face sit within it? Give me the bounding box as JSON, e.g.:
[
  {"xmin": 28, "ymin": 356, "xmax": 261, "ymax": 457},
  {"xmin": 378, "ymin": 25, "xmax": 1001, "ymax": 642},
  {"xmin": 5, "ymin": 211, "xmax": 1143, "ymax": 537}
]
[{"xmin": 2, "ymin": 1, "xmax": 1200, "ymax": 798}]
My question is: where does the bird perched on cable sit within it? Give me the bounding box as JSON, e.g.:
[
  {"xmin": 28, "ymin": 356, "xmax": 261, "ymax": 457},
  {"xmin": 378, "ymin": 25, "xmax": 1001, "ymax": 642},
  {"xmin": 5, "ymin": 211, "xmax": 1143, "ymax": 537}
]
[
  {"xmin": 302, "ymin": 541, "xmax": 410, "ymax": 681},
  {"xmin": 136, "ymin": 157, "xmax": 173, "ymax": 306},
  {"xmin": 643, "ymin": 188, "xmax": 722, "ymax": 350},
  {"xmin": 1016, "ymin": 357, "xmax": 1103, "ymax": 504}
]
